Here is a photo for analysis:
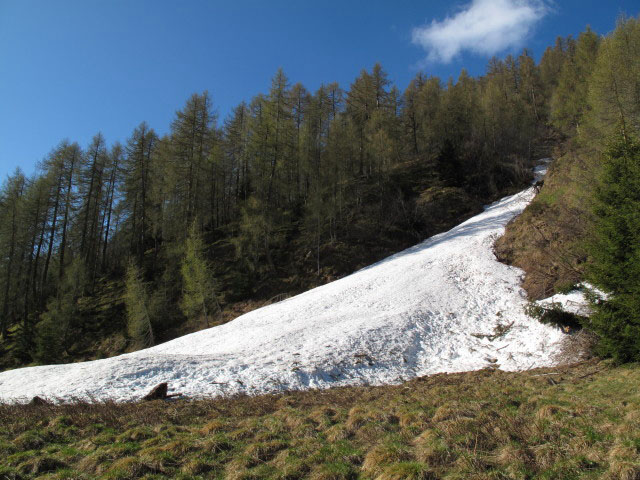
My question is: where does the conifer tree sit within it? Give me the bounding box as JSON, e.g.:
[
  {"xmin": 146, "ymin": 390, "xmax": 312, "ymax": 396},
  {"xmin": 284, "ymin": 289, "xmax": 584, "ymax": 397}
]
[
  {"xmin": 57, "ymin": 142, "xmax": 81, "ymax": 281},
  {"xmin": 79, "ymin": 133, "xmax": 107, "ymax": 265},
  {"xmin": 539, "ymin": 36, "xmax": 568, "ymax": 104},
  {"xmin": 35, "ymin": 258, "xmax": 86, "ymax": 364},
  {"xmin": 224, "ymin": 102, "xmax": 251, "ymax": 204},
  {"xmin": 0, "ymin": 171, "xmax": 26, "ymax": 339},
  {"xmin": 264, "ymin": 68, "xmax": 294, "ymax": 206},
  {"xmin": 402, "ymin": 73, "xmax": 426, "ymax": 156},
  {"xmin": 415, "ymin": 76, "xmax": 443, "ymax": 157},
  {"xmin": 289, "ymin": 83, "xmax": 310, "ymax": 204},
  {"xmin": 124, "ymin": 261, "xmax": 154, "ymax": 347},
  {"xmin": 586, "ymin": 137, "xmax": 640, "ymax": 362},
  {"xmin": 550, "ymin": 28, "xmax": 600, "ymax": 136},
  {"xmin": 100, "ymin": 143, "xmax": 123, "ymax": 271},
  {"xmin": 586, "ymin": 17, "xmax": 640, "ymax": 145},
  {"xmin": 12, "ymin": 175, "xmax": 50, "ymax": 360},
  {"xmin": 233, "ymin": 196, "xmax": 271, "ymax": 275},
  {"xmin": 168, "ymin": 92, "xmax": 216, "ymax": 229},
  {"xmin": 123, "ymin": 122, "xmax": 157, "ymax": 261},
  {"xmin": 180, "ymin": 222, "xmax": 219, "ymax": 328}
]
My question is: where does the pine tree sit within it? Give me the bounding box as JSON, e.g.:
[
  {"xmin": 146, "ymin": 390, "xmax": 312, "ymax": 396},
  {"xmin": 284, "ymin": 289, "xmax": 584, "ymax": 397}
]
[
  {"xmin": 518, "ymin": 49, "xmax": 544, "ymax": 122},
  {"xmin": 402, "ymin": 73, "xmax": 426, "ymax": 156},
  {"xmin": 539, "ymin": 36, "xmax": 568, "ymax": 104},
  {"xmin": 79, "ymin": 134, "xmax": 106, "ymax": 256},
  {"xmin": 224, "ymin": 102, "xmax": 251, "ymax": 204},
  {"xmin": 180, "ymin": 222, "xmax": 219, "ymax": 328},
  {"xmin": 415, "ymin": 76, "xmax": 443, "ymax": 157},
  {"xmin": 57, "ymin": 142, "xmax": 81, "ymax": 281},
  {"xmin": 586, "ymin": 137, "xmax": 640, "ymax": 361},
  {"xmin": 289, "ymin": 82, "xmax": 310, "ymax": 205},
  {"xmin": 40, "ymin": 141, "xmax": 81, "ymax": 295},
  {"xmin": 12, "ymin": 175, "xmax": 50, "ymax": 361},
  {"xmin": 264, "ymin": 69, "xmax": 294, "ymax": 206}
]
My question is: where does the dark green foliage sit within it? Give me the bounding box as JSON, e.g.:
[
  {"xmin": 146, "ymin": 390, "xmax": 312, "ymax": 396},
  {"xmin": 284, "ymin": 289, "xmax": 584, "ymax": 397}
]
[
  {"xmin": 525, "ymin": 302, "xmax": 584, "ymax": 330},
  {"xmin": 435, "ymin": 140, "xmax": 462, "ymax": 186},
  {"xmin": 35, "ymin": 258, "xmax": 87, "ymax": 364},
  {"xmin": 586, "ymin": 137, "xmax": 640, "ymax": 361}
]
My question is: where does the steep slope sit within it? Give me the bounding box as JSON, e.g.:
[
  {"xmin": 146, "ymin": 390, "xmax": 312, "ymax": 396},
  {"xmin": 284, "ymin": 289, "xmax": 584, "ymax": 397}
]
[
  {"xmin": 0, "ymin": 163, "xmax": 565, "ymax": 403},
  {"xmin": 494, "ymin": 149, "xmax": 593, "ymax": 299}
]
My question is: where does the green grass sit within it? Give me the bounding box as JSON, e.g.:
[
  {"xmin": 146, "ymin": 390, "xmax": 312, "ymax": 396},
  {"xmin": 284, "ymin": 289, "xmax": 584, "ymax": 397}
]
[{"xmin": 0, "ymin": 360, "xmax": 638, "ymax": 479}]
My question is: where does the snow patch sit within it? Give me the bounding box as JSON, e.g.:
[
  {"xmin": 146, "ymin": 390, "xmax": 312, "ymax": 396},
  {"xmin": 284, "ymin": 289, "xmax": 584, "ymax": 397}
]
[
  {"xmin": 0, "ymin": 162, "xmax": 565, "ymax": 403},
  {"xmin": 537, "ymin": 290, "xmax": 591, "ymax": 317},
  {"xmin": 537, "ymin": 283, "xmax": 606, "ymax": 317}
]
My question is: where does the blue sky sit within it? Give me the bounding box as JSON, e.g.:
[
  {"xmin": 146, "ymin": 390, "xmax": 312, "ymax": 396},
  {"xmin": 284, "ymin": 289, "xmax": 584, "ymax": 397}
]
[{"xmin": 1, "ymin": 0, "xmax": 638, "ymax": 180}]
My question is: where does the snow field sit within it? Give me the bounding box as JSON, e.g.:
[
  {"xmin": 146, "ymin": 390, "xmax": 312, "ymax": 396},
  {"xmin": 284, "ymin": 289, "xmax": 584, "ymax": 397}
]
[{"xmin": 0, "ymin": 162, "xmax": 566, "ymax": 403}]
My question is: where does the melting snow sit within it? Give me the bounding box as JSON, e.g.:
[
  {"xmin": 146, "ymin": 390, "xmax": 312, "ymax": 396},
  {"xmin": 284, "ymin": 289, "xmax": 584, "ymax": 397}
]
[
  {"xmin": 537, "ymin": 283, "xmax": 605, "ymax": 318},
  {"xmin": 0, "ymin": 162, "xmax": 566, "ymax": 403},
  {"xmin": 537, "ymin": 290, "xmax": 592, "ymax": 317}
]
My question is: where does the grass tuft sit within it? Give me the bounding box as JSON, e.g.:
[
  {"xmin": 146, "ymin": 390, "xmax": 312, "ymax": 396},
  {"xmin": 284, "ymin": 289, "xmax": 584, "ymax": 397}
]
[{"xmin": 375, "ymin": 461, "xmax": 434, "ymax": 480}]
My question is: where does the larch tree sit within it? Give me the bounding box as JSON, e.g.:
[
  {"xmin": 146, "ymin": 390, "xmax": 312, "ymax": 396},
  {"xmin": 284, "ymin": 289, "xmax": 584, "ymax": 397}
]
[
  {"xmin": 180, "ymin": 221, "xmax": 219, "ymax": 328},
  {"xmin": 123, "ymin": 122, "xmax": 157, "ymax": 261},
  {"xmin": 586, "ymin": 17, "xmax": 640, "ymax": 145},
  {"xmin": 550, "ymin": 28, "xmax": 600, "ymax": 137},
  {"xmin": 0, "ymin": 171, "xmax": 26, "ymax": 339},
  {"xmin": 124, "ymin": 261, "xmax": 154, "ymax": 348}
]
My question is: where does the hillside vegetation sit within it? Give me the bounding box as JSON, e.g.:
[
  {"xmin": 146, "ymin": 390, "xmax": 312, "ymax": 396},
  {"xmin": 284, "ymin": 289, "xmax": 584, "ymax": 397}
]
[{"xmin": 496, "ymin": 17, "xmax": 640, "ymax": 361}]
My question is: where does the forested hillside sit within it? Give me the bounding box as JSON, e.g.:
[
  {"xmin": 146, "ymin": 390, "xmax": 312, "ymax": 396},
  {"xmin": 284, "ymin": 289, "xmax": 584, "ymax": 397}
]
[
  {"xmin": 1, "ymin": 17, "xmax": 638, "ymax": 369},
  {"xmin": 496, "ymin": 17, "xmax": 640, "ymax": 360}
]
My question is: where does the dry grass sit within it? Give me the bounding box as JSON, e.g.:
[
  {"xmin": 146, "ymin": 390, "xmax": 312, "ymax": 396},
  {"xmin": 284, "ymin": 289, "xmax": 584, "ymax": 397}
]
[
  {"xmin": 494, "ymin": 149, "xmax": 594, "ymax": 300},
  {"xmin": 0, "ymin": 359, "xmax": 638, "ymax": 479}
]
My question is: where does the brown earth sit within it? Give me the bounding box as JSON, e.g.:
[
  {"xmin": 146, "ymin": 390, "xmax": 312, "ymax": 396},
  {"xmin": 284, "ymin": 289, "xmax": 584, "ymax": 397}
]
[{"xmin": 494, "ymin": 146, "xmax": 597, "ymax": 300}]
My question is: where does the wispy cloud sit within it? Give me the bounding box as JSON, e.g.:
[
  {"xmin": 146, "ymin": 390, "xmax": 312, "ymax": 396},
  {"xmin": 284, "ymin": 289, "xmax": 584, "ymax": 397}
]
[{"xmin": 412, "ymin": 0, "xmax": 549, "ymax": 63}]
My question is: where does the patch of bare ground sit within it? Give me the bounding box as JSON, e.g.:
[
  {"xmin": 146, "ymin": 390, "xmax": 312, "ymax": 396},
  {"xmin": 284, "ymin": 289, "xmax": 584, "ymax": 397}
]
[{"xmin": 494, "ymin": 147, "xmax": 596, "ymax": 300}]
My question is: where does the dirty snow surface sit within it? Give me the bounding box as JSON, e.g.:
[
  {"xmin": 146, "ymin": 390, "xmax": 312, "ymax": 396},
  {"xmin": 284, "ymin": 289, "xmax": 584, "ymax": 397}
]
[{"xmin": 0, "ymin": 163, "xmax": 565, "ymax": 403}]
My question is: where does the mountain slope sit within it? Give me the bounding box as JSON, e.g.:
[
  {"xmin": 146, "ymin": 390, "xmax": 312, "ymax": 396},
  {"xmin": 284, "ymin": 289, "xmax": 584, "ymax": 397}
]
[{"xmin": 0, "ymin": 163, "xmax": 565, "ymax": 403}]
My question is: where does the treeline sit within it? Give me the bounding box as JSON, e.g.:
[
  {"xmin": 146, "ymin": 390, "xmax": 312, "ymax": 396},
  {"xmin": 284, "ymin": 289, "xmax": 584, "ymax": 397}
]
[{"xmin": 5, "ymin": 17, "xmax": 635, "ymax": 367}]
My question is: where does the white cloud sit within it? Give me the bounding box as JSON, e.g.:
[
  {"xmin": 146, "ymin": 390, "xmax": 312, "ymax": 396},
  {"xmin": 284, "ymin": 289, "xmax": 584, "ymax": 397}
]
[{"xmin": 412, "ymin": 0, "xmax": 549, "ymax": 63}]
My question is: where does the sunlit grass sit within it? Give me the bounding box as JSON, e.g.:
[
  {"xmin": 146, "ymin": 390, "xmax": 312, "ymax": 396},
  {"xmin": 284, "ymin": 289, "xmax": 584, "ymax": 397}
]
[{"xmin": 0, "ymin": 359, "xmax": 638, "ymax": 479}]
